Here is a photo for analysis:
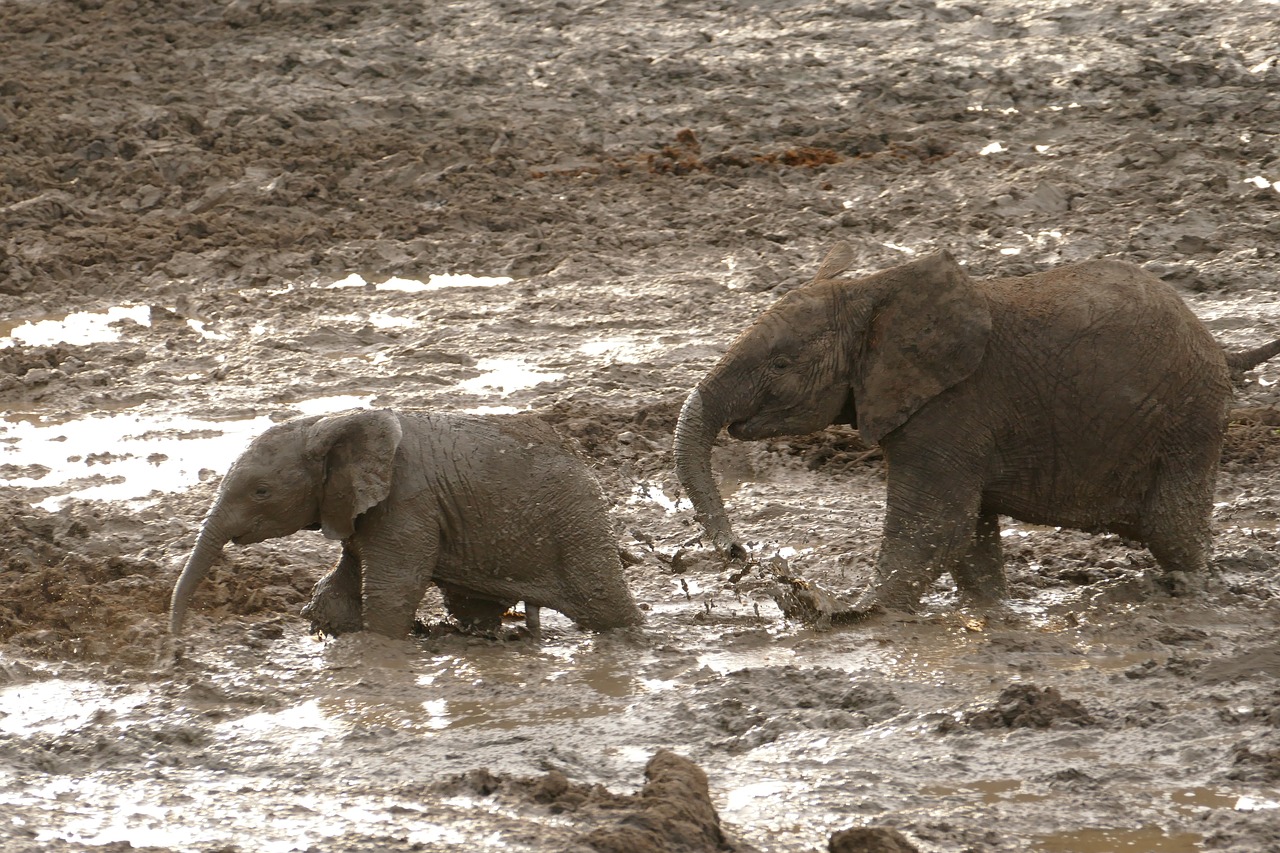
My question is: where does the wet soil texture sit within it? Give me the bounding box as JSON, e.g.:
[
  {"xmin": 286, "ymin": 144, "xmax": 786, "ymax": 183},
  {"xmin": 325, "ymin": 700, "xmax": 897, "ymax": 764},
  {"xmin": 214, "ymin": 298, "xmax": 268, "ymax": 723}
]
[{"xmin": 2, "ymin": 0, "xmax": 1280, "ymax": 851}]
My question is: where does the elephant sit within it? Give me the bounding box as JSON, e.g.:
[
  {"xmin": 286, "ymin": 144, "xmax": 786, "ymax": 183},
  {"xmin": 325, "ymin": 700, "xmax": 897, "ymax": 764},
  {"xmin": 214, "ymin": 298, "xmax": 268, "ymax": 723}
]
[
  {"xmin": 169, "ymin": 408, "xmax": 644, "ymax": 639},
  {"xmin": 674, "ymin": 243, "xmax": 1280, "ymax": 615}
]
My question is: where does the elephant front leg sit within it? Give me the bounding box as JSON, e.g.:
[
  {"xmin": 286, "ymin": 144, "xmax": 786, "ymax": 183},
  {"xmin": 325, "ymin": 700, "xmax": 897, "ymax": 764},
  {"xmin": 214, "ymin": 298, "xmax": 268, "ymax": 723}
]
[
  {"xmin": 302, "ymin": 544, "xmax": 364, "ymax": 636},
  {"xmin": 949, "ymin": 511, "xmax": 1009, "ymax": 604},
  {"xmin": 355, "ymin": 520, "xmax": 439, "ymax": 638},
  {"xmin": 862, "ymin": 466, "xmax": 986, "ymax": 612}
]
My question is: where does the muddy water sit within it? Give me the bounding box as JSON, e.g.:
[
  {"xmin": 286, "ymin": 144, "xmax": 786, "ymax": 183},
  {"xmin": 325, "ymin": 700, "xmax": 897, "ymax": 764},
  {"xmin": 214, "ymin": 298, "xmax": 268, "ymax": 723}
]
[
  {"xmin": 5, "ymin": 0, "xmax": 1280, "ymax": 849},
  {"xmin": 4, "ymin": 285, "xmax": 1280, "ymax": 850},
  {"xmin": 4, "ymin": 276, "xmax": 1280, "ymax": 851},
  {"xmin": 5, "ymin": 599, "xmax": 1280, "ymax": 851}
]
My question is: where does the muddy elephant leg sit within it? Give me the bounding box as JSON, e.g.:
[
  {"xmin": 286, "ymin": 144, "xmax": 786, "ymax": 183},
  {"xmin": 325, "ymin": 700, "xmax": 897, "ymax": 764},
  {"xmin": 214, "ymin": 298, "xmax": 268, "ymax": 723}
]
[
  {"xmin": 949, "ymin": 511, "xmax": 1008, "ymax": 604},
  {"xmin": 437, "ymin": 582, "xmax": 509, "ymax": 633},
  {"xmin": 354, "ymin": 515, "xmax": 440, "ymax": 638},
  {"xmin": 1140, "ymin": 457, "xmax": 1216, "ymax": 594},
  {"xmin": 862, "ymin": 461, "xmax": 986, "ymax": 612},
  {"xmin": 302, "ymin": 544, "xmax": 364, "ymax": 635}
]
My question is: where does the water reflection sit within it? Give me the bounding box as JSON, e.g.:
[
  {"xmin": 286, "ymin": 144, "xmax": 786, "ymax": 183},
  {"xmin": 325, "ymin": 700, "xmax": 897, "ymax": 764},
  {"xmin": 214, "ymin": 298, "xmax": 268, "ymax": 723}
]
[
  {"xmin": 459, "ymin": 357, "xmax": 565, "ymax": 396},
  {"xmin": 577, "ymin": 335, "xmax": 660, "ymax": 363},
  {"xmin": 1, "ymin": 306, "xmax": 152, "ymax": 347},
  {"xmin": 0, "ymin": 679, "xmax": 147, "ymax": 735},
  {"xmin": 327, "ymin": 273, "xmax": 512, "ymax": 292},
  {"xmin": 0, "ymin": 305, "xmax": 225, "ymax": 347},
  {"xmin": 1, "ymin": 395, "xmax": 373, "ymax": 509},
  {"xmin": 1030, "ymin": 826, "xmax": 1201, "ymax": 852}
]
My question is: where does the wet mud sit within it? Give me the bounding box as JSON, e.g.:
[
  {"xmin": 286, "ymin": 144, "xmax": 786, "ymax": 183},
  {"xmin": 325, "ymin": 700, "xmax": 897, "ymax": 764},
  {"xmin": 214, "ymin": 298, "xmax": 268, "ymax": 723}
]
[{"xmin": 3, "ymin": 0, "xmax": 1280, "ymax": 850}]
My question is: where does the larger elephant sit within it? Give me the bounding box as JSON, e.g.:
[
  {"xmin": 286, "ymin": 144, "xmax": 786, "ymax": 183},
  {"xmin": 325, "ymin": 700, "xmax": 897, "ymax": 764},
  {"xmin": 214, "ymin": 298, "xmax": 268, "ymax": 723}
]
[
  {"xmin": 674, "ymin": 243, "xmax": 1280, "ymax": 613},
  {"xmin": 170, "ymin": 408, "xmax": 644, "ymax": 638}
]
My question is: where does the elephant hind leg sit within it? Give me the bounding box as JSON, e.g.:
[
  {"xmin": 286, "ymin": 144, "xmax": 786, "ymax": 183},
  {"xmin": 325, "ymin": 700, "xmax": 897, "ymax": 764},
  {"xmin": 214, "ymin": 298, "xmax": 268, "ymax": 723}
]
[
  {"xmin": 1139, "ymin": 456, "xmax": 1216, "ymax": 593},
  {"xmin": 438, "ymin": 582, "xmax": 509, "ymax": 633},
  {"xmin": 524, "ymin": 605, "xmax": 541, "ymax": 640},
  {"xmin": 949, "ymin": 511, "xmax": 1009, "ymax": 604}
]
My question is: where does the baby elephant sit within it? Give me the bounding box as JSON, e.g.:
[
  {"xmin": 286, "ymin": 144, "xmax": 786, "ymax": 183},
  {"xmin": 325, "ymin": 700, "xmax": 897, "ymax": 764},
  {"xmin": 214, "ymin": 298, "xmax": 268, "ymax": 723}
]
[
  {"xmin": 169, "ymin": 408, "xmax": 644, "ymax": 639},
  {"xmin": 675, "ymin": 244, "xmax": 1280, "ymax": 614}
]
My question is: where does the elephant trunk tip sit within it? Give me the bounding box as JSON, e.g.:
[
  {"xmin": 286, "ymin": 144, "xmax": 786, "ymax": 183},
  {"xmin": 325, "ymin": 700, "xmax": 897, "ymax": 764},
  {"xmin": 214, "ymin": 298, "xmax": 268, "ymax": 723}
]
[{"xmin": 675, "ymin": 388, "xmax": 749, "ymax": 560}]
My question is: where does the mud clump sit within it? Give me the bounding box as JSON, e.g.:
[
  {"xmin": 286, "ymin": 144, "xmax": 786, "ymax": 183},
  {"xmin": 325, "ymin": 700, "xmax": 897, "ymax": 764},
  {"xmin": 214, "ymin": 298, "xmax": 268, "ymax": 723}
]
[
  {"xmin": 1228, "ymin": 733, "xmax": 1280, "ymax": 783},
  {"xmin": 0, "ymin": 494, "xmax": 317, "ymax": 661},
  {"xmin": 954, "ymin": 683, "xmax": 1097, "ymax": 731},
  {"xmin": 437, "ymin": 751, "xmax": 742, "ymax": 852},
  {"xmin": 828, "ymin": 826, "xmax": 920, "ymax": 853},
  {"xmin": 584, "ymin": 750, "xmax": 735, "ymax": 853}
]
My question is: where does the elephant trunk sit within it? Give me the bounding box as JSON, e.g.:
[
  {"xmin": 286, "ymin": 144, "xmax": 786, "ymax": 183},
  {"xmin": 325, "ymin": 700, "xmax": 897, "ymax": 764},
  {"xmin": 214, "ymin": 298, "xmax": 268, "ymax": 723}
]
[
  {"xmin": 169, "ymin": 520, "xmax": 231, "ymax": 634},
  {"xmin": 674, "ymin": 387, "xmax": 748, "ymax": 560}
]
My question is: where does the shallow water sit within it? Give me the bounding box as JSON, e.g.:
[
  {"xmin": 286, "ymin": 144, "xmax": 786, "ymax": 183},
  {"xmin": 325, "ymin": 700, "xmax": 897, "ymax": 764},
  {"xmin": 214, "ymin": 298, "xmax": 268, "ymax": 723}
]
[{"xmin": 6, "ymin": 601, "xmax": 1277, "ymax": 851}]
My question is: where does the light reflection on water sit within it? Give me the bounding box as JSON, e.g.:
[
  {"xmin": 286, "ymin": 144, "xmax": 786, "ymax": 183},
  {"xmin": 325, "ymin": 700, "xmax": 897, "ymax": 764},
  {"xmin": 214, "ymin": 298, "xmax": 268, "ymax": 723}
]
[
  {"xmin": 0, "ymin": 305, "xmax": 153, "ymax": 347},
  {"xmin": 577, "ymin": 335, "xmax": 661, "ymax": 363},
  {"xmin": 1, "ymin": 410, "xmax": 273, "ymax": 510},
  {"xmin": 0, "ymin": 679, "xmax": 148, "ymax": 735},
  {"xmin": 0, "ymin": 305, "xmax": 225, "ymax": 347},
  {"xmin": 459, "ymin": 356, "xmax": 565, "ymax": 396},
  {"xmin": 25, "ymin": 779, "xmax": 469, "ymax": 852},
  {"xmin": 0, "ymin": 397, "xmax": 375, "ymax": 510},
  {"xmin": 327, "ymin": 272, "xmax": 513, "ymax": 292},
  {"xmin": 0, "ymin": 363, "xmax": 566, "ymax": 508}
]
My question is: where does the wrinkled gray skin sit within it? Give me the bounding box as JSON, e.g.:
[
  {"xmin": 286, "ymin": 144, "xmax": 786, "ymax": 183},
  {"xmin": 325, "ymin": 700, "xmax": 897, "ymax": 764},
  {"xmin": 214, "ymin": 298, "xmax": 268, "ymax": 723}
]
[
  {"xmin": 675, "ymin": 243, "xmax": 1280, "ymax": 614},
  {"xmin": 170, "ymin": 409, "xmax": 643, "ymax": 639}
]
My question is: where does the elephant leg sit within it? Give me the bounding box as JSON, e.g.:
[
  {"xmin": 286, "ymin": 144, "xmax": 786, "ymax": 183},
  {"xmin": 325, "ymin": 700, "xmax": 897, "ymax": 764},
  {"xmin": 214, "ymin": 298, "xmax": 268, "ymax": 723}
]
[
  {"xmin": 1140, "ymin": 459, "xmax": 1215, "ymax": 594},
  {"xmin": 949, "ymin": 511, "xmax": 1008, "ymax": 604},
  {"xmin": 866, "ymin": 462, "xmax": 985, "ymax": 612},
  {"xmin": 438, "ymin": 582, "xmax": 509, "ymax": 633},
  {"xmin": 302, "ymin": 544, "xmax": 364, "ymax": 636},
  {"xmin": 356, "ymin": 515, "xmax": 440, "ymax": 638},
  {"xmin": 525, "ymin": 605, "xmax": 541, "ymax": 641}
]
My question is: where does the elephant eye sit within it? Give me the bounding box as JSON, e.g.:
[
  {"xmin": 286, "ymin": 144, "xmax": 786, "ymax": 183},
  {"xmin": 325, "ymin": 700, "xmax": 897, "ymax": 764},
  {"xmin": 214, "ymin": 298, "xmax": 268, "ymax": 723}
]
[
  {"xmin": 770, "ymin": 355, "xmax": 793, "ymax": 371},
  {"xmin": 253, "ymin": 485, "xmax": 271, "ymax": 500}
]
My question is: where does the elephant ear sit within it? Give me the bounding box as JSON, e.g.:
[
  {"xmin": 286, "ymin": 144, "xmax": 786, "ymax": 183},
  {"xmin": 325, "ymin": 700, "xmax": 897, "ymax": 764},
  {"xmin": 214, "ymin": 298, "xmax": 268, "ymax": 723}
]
[
  {"xmin": 855, "ymin": 251, "xmax": 992, "ymax": 444},
  {"xmin": 304, "ymin": 409, "xmax": 404, "ymax": 540},
  {"xmin": 813, "ymin": 241, "xmax": 856, "ymax": 282}
]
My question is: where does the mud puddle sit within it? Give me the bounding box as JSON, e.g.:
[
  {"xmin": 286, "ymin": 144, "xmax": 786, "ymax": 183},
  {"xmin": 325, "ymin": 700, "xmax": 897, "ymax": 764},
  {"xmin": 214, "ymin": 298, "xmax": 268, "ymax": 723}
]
[
  {"xmin": 5, "ymin": 0, "xmax": 1280, "ymax": 849},
  {"xmin": 8, "ymin": 598, "xmax": 1279, "ymax": 852}
]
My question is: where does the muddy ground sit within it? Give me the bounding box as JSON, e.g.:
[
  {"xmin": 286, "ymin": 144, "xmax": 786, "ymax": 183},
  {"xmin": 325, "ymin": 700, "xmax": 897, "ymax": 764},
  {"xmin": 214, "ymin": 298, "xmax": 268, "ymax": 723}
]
[{"xmin": 3, "ymin": 0, "xmax": 1280, "ymax": 850}]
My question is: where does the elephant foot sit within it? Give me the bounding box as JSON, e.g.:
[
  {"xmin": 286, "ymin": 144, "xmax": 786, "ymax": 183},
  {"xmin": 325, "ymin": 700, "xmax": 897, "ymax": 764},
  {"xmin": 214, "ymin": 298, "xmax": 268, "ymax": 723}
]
[{"xmin": 302, "ymin": 588, "xmax": 363, "ymax": 637}]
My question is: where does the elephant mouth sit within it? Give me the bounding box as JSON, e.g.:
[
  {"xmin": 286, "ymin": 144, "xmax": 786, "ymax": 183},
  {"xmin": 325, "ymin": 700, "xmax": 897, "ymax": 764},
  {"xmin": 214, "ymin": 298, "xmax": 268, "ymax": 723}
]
[
  {"xmin": 730, "ymin": 409, "xmax": 834, "ymax": 441},
  {"xmin": 727, "ymin": 419, "xmax": 771, "ymax": 441}
]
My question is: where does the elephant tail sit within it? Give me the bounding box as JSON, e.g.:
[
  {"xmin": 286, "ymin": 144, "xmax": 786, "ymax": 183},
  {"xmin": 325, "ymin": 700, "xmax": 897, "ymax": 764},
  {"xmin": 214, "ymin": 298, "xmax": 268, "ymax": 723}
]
[{"xmin": 1226, "ymin": 338, "xmax": 1280, "ymax": 374}]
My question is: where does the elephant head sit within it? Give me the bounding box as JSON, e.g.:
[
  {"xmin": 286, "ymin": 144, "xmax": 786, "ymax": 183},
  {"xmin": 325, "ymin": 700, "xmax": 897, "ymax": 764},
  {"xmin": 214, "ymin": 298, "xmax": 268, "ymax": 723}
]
[
  {"xmin": 673, "ymin": 243, "xmax": 992, "ymax": 557},
  {"xmin": 169, "ymin": 408, "xmax": 403, "ymax": 633}
]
